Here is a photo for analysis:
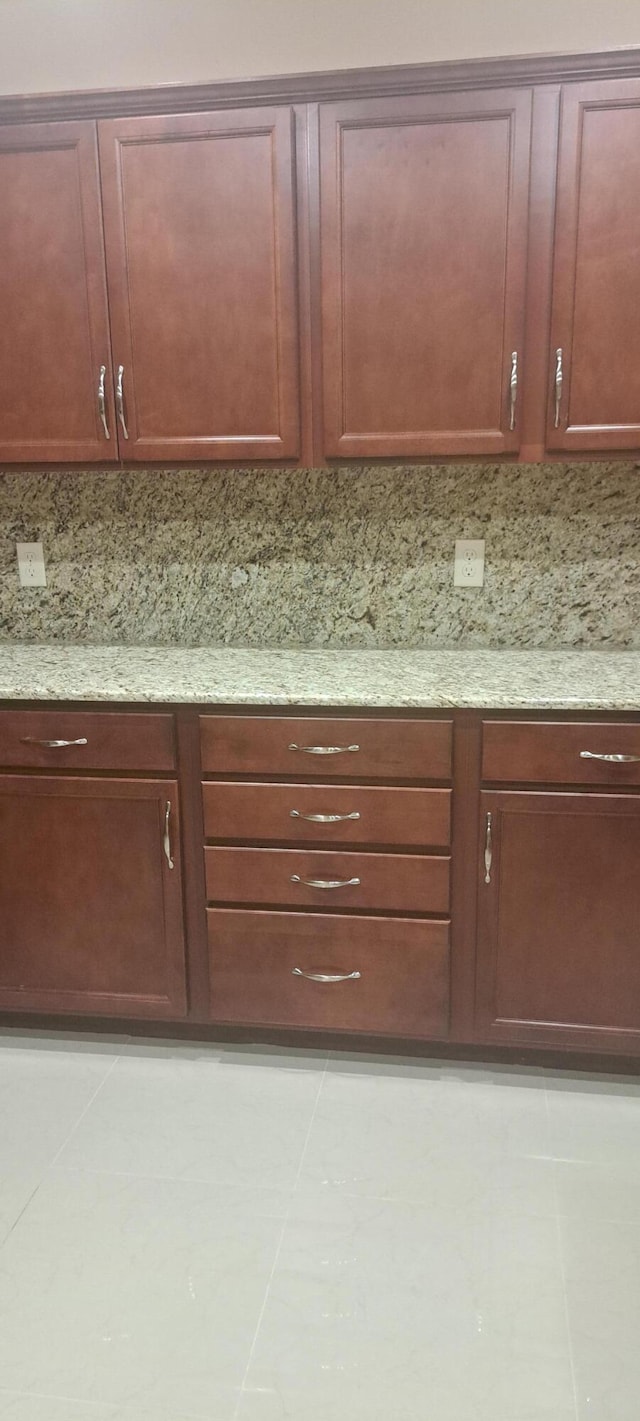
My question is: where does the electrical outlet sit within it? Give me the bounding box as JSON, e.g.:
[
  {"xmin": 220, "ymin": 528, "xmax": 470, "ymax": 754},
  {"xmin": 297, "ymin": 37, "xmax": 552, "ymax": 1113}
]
[
  {"xmin": 454, "ymin": 539, "xmax": 485, "ymax": 588},
  {"xmin": 17, "ymin": 542, "xmax": 46, "ymax": 588}
]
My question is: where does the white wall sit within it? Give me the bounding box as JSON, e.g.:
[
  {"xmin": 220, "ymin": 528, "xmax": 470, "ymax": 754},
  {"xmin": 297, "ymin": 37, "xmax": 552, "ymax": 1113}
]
[{"xmin": 0, "ymin": 0, "xmax": 639, "ymax": 96}]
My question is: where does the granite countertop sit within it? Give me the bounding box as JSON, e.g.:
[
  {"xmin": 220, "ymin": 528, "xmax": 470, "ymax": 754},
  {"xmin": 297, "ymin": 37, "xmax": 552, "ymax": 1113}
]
[{"xmin": 0, "ymin": 644, "xmax": 639, "ymax": 709}]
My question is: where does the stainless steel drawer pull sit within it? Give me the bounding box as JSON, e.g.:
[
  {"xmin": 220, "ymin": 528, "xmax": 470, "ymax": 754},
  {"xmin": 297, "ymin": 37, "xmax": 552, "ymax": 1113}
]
[
  {"xmin": 19, "ymin": 737, "xmax": 88, "ymax": 749},
  {"xmin": 163, "ymin": 800, "xmax": 174, "ymax": 869},
  {"xmin": 290, "ymin": 809, "xmax": 360, "ymax": 823},
  {"xmin": 580, "ymin": 751, "xmax": 640, "ymax": 763},
  {"xmin": 292, "ymin": 967, "xmax": 362, "ymax": 984},
  {"xmin": 98, "ymin": 365, "xmax": 110, "ymax": 439},
  {"xmin": 291, "ymin": 874, "xmax": 361, "ymax": 889},
  {"xmin": 116, "ymin": 364, "xmax": 129, "ymax": 439},
  {"xmin": 484, "ymin": 810, "xmax": 493, "ymax": 885},
  {"xmin": 288, "ymin": 743, "xmax": 360, "ymax": 754},
  {"xmin": 509, "ymin": 350, "xmax": 518, "ymax": 431},
  {"xmin": 554, "ymin": 347, "xmax": 563, "ymax": 428}
]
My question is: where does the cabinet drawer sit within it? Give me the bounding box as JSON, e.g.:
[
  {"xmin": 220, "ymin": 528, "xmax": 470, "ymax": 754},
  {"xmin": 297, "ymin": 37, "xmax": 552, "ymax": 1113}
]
[
  {"xmin": 0, "ymin": 711, "xmax": 176, "ymax": 772},
  {"xmin": 203, "ymin": 782, "xmax": 451, "ymax": 847},
  {"xmin": 207, "ymin": 909, "xmax": 450, "ymax": 1037},
  {"xmin": 200, "ymin": 715, "xmax": 452, "ymax": 779},
  {"xmin": 483, "ymin": 720, "xmax": 640, "ymax": 786},
  {"xmin": 205, "ymin": 846, "xmax": 450, "ymax": 913}
]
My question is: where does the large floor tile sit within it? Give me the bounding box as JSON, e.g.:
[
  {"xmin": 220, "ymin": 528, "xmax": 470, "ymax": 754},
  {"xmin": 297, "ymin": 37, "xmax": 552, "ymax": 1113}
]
[
  {"xmin": 547, "ymin": 1079, "xmax": 640, "ymax": 1165},
  {"xmin": 298, "ymin": 1070, "xmax": 552, "ymax": 1203},
  {"xmin": 0, "ymin": 1169, "xmax": 287, "ymax": 1416},
  {"xmin": 0, "ymin": 1044, "xmax": 115, "ymax": 1173},
  {"xmin": 555, "ymin": 1157, "xmax": 640, "ymax": 1222},
  {"xmin": 238, "ymin": 1193, "xmax": 575, "ymax": 1421},
  {"xmin": 561, "ymin": 1215, "xmax": 640, "ymax": 1421},
  {"xmin": 56, "ymin": 1056, "xmax": 323, "ymax": 1187}
]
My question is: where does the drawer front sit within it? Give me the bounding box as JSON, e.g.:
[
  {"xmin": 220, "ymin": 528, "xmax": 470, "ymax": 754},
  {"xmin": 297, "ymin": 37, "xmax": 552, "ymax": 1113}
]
[
  {"xmin": 483, "ymin": 720, "xmax": 640, "ymax": 786},
  {"xmin": 203, "ymin": 782, "xmax": 451, "ymax": 847},
  {"xmin": 205, "ymin": 846, "xmax": 450, "ymax": 913},
  {"xmin": 207, "ymin": 909, "xmax": 450, "ymax": 1036},
  {"xmin": 0, "ymin": 711, "xmax": 176, "ymax": 771},
  {"xmin": 200, "ymin": 715, "xmax": 452, "ymax": 779}
]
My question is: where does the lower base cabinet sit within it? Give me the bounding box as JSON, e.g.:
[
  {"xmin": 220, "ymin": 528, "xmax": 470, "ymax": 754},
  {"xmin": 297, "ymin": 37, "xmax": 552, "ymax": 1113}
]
[
  {"xmin": 208, "ymin": 910, "xmax": 450, "ymax": 1037},
  {"xmin": 475, "ymin": 790, "xmax": 640, "ymax": 1051},
  {"xmin": 0, "ymin": 775, "xmax": 187, "ymax": 1019}
]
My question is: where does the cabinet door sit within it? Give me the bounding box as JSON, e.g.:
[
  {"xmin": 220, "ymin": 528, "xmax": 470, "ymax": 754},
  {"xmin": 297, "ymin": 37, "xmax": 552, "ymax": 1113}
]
[
  {"xmin": 98, "ymin": 108, "xmax": 300, "ymax": 462},
  {"xmin": 0, "ymin": 121, "xmax": 116, "ymax": 464},
  {"xmin": 476, "ymin": 791, "xmax": 640, "ymax": 1052},
  {"xmin": 548, "ymin": 80, "xmax": 640, "ymax": 451},
  {"xmin": 320, "ymin": 88, "xmax": 532, "ymax": 458},
  {"xmin": 0, "ymin": 777, "xmax": 186, "ymax": 1019}
]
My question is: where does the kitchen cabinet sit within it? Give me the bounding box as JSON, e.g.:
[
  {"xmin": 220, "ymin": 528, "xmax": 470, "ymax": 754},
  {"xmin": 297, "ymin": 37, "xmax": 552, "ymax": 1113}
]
[
  {"xmin": 98, "ymin": 107, "xmax": 300, "ymax": 462},
  {"xmin": 0, "ymin": 775, "xmax": 186, "ymax": 1019},
  {"xmin": 319, "ymin": 88, "xmax": 533, "ymax": 458},
  {"xmin": 475, "ymin": 790, "xmax": 640, "ymax": 1051},
  {"xmin": 0, "ymin": 120, "xmax": 116, "ymax": 465},
  {"xmin": 547, "ymin": 79, "xmax": 640, "ymax": 452}
]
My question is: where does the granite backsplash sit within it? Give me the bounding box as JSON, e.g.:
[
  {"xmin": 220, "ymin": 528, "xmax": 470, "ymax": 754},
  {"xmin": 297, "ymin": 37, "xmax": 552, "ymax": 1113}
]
[{"xmin": 0, "ymin": 462, "xmax": 638, "ymax": 647}]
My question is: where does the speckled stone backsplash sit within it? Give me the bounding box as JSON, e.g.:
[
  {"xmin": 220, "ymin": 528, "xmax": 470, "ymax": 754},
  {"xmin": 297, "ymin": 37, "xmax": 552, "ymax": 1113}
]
[{"xmin": 0, "ymin": 463, "xmax": 638, "ymax": 647}]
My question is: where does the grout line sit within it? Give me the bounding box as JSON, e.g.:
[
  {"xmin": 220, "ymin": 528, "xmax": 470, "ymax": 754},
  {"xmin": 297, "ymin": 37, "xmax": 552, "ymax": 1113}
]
[
  {"xmin": 232, "ymin": 1052, "xmax": 329, "ymax": 1420},
  {"xmin": 0, "ymin": 1053, "xmax": 121, "ymax": 1254},
  {"xmin": 545, "ymin": 1077, "xmax": 581, "ymax": 1421},
  {"xmin": 47, "ymin": 1053, "xmax": 121, "ymax": 1170}
]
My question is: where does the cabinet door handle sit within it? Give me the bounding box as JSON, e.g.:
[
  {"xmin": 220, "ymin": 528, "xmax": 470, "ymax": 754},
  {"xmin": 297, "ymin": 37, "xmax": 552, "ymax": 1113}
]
[
  {"xmin": 290, "ymin": 874, "xmax": 361, "ymax": 889},
  {"xmin": 580, "ymin": 750, "xmax": 640, "ymax": 763},
  {"xmin": 484, "ymin": 811, "xmax": 493, "ymax": 885},
  {"xmin": 509, "ymin": 351, "xmax": 518, "ymax": 431},
  {"xmin": 163, "ymin": 800, "xmax": 174, "ymax": 869},
  {"xmin": 554, "ymin": 347, "xmax": 563, "ymax": 428},
  {"xmin": 288, "ymin": 743, "xmax": 360, "ymax": 755},
  {"xmin": 19, "ymin": 736, "xmax": 88, "ymax": 749},
  {"xmin": 116, "ymin": 365, "xmax": 129, "ymax": 439},
  {"xmin": 292, "ymin": 967, "xmax": 361, "ymax": 983},
  {"xmin": 97, "ymin": 365, "xmax": 110, "ymax": 439},
  {"xmin": 290, "ymin": 809, "xmax": 360, "ymax": 823}
]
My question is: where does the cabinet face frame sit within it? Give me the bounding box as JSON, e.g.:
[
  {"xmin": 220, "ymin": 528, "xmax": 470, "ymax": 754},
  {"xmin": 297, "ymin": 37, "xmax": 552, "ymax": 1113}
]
[
  {"xmin": 546, "ymin": 78, "xmax": 640, "ymax": 452},
  {"xmin": 475, "ymin": 788, "xmax": 640, "ymax": 1054},
  {"xmin": 98, "ymin": 106, "xmax": 301, "ymax": 463},
  {"xmin": 0, "ymin": 120, "xmax": 117, "ymax": 465},
  {"xmin": 318, "ymin": 87, "xmax": 534, "ymax": 458}
]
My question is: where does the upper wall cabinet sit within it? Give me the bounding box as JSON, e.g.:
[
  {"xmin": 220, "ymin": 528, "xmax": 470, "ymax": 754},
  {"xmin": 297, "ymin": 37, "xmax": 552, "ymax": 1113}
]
[
  {"xmin": 0, "ymin": 121, "xmax": 117, "ymax": 465},
  {"xmin": 98, "ymin": 108, "xmax": 300, "ymax": 462},
  {"xmin": 319, "ymin": 89, "xmax": 533, "ymax": 458},
  {"xmin": 548, "ymin": 79, "xmax": 640, "ymax": 452}
]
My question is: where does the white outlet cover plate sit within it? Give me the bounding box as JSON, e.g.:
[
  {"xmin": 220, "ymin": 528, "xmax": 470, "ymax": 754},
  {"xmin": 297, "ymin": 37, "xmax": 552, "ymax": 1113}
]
[
  {"xmin": 454, "ymin": 538, "xmax": 485, "ymax": 588},
  {"xmin": 17, "ymin": 541, "xmax": 47, "ymax": 587}
]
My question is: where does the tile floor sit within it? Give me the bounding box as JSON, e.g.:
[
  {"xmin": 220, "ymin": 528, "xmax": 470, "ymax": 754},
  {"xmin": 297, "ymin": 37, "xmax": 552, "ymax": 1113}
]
[{"xmin": 0, "ymin": 1032, "xmax": 639, "ymax": 1420}]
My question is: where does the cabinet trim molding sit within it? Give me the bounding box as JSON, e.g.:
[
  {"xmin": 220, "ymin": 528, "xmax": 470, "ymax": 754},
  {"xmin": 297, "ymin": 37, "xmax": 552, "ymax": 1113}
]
[{"xmin": 3, "ymin": 48, "xmax": 640, "ymax": 126}]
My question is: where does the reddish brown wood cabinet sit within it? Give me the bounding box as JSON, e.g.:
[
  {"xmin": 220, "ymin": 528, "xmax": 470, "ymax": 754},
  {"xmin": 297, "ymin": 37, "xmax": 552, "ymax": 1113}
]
[
  {"xmin": 319, "ymin": 88, "xmax": 533, "ymax": 458},
  {"xmin": 547, "ymin": 79, "xmax": 640, "ymax": 452},
  {"xmin": 0, "ymin": 121, "xmax": 116, "ymax": 465},
  {"xmin": 476, "ymin": 789, "xmax": 640, "ymax": 1053},
  {"xmin": 98, "ymin": 107, "xmax": 300, "ymax": 462},
  {"xmin": 4, "ymin": 55, "xmax": 640, "ymax": 465},
  {"xmin": 0, "ymin": 775, "xmax": 186, "ymax": 1019}
]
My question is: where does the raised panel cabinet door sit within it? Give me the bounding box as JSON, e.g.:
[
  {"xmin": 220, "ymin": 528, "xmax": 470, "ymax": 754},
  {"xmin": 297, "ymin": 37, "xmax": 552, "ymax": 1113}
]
[
  {"xmin": 0, "ymin": 776, "xmax": 187, "ymax": 1019},
  {"xmin": 0, "ymin": 121, "xmax": 116, "ymax": 464},
  {"xmin": 476, "ymin": 790, "xmax": 640, "ymax": 1053},
  {"xmin": 98, "ymin": 107, "xmax": 300, "ymax": 461},
  {"xmin": 319, "ymin": 88, "xmax": 533, "ymax": 457},
  {"xmin": 548, "ymin": 80, "xmax": 640, "ymax": 451}
]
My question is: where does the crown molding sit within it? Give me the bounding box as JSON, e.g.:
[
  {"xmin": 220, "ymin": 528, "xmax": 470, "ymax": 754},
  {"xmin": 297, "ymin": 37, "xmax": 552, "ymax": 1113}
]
[{"xmin": 1, "ymin": 45, "xmax": 640, "ymax": 125}]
